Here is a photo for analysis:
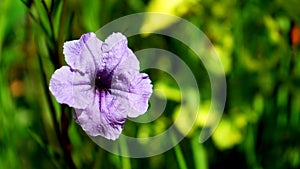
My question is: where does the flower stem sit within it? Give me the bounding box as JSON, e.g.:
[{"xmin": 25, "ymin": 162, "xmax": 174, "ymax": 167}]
[
  {"xmin": 61, "ymin": 105, "xmax": 77, "ymax": 169},
  {"xmin": 119, "ymin": 136, "xmax": 131, "ymax": 169},
  {"xmin": 172, "ymin": 135, "xmax": 188, "ymax": 169},
  {"xmin": 23, "ymin": 0, "xmax": 76, "ymax": 168},
  {"xmin": 38, "ymin": 54, "xmax": 77, "ymax": 168},
  {"xmin": 37, "ymin": 54, "xmax": 60, "ymax": 143}
]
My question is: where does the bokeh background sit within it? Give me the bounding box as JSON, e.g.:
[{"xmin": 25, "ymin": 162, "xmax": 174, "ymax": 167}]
[{"xmin": 1, "ymin": 0, "xmax": 300, "ymax": 168}]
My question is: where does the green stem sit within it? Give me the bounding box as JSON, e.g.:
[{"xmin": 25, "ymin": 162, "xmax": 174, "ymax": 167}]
[
  {"xmin": 61, "ymin": 105, "xmax": 77, "ymax": 169},
  {"xmin": 192, "ymin": 135, "xmax": 208, "ymax": 169},
  {"xmin": 57, "ymin": 0, "xmax": 68, "ymax": 67},
  {"xmin": 40, "ymin": 0, "xmax": 76, "ymax": 167},
  {"xmin": 119, "ymin": 136, "xmax": 131, "ymax": 169},
  {"xmin": 172, "ymin": 135, "xmax": 188, "ymax": 169},
  {"xmin": 42, "ymin": 0, "xmax": 56, "ymax": 40}
]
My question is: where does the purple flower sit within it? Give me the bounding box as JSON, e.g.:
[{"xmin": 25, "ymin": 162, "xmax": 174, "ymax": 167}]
[{"xmin": 49, "ymin": 32, "xmax": 152, "ymax": 140}]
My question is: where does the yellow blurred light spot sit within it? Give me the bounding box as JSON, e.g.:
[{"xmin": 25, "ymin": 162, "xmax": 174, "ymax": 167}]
[
  {"xmin": 172, "ymin": 88, "xmax": 200, "ymax": 137},
  {"xmin": 223, "ymin": 34, "xmax": 233, "ymax": 50},
  {"xmin": 212, "ymin": 3, "xmax": 226, "ymax": 18},
  {"xmin": 137, "ymin": 125, "xmax": 151, "ymax": 138},
  {"xmin": 233, "ymin": 114, "xmax": 248, "ymax": 128},
  {"xmin": 173, "ymin": 105, "xmax": 195, "ymax": 137},
  {"xmin": 253, "ymin": 94, "xmax": 264, "ymax": 116},
  {"xmin": 212, "ymin": 117, "xmax": 243, "ymax": 150},
  {"xmin": 154, "ymin": 117, "xmax": 169, "ymax": 134},
  {"xmin": 264, "ymin": 15, "xmax": 280, "ymax": 43},
  {"xmin": 196, "ymin": 101, "xmax": 211, "ymax": 127},
  {"xmin": 147, "ymin": 0, "xmax": 183, "ymax": 14},
  {"xmin": 141, "ymin": 0, "xmax": 199, "ymax": 34},
  {"xmin": 215, "ymin": 45, "xmax": 232, "ymax": 73},
  {"xmin": 155, "ymin": 82, "xmax": 181, "ymax": 102},
  {"xmin": 241, "ymin": 49, "xmax": 261, "ymax": 72}
]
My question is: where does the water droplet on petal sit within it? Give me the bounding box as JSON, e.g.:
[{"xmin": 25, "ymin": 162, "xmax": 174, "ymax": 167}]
[{"xmin": 101, "ymin": 43, "xmax": 109, "ymax": 52}]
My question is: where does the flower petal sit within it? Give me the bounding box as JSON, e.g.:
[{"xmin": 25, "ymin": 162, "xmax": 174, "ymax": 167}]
[
  {"xmin": 110, "ymin": 53, "xmax": 140, "ymax": 91},
  {"xmin": 74, "ymin": 91, "xmax": 127, "ymax": 140},
  {"xmin": 100, "ymin": 33, "xmax": 131, "ymax": 73},
  {"xmin": 107, "ymin": 44, "xmax": 152, "ymax": 117},
  {"xmin": 127, "ymin": 73, "xmax": 152, "ymax": 117},
  {"xmin": 49, "ymin": 66, "xmax": 94, "ymax": 109},
  {"xmin": 63, "ymin": 32, "xmax": 103, "ymax": 74},
  {"xmin": 117, "ymin": 50, "xmax": 140, "ymax": 72},
  {"xmin": 111, "ymin": 70, "xmax": 152, "ymax": 118},
  {"xmin": 109, "ymin": 48, "xmax": 152, "ymax": 117}
]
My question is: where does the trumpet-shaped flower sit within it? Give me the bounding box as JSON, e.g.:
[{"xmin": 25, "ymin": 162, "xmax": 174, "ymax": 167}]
[{"xmin": 49, "ymin": 32, "xmax": 152, "ymax": 140}]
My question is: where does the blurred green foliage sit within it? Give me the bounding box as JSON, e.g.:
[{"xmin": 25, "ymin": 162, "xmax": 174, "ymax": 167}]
[{"xmin": 1, "ymin": 0, "xmax": 300, "ymax": 169}]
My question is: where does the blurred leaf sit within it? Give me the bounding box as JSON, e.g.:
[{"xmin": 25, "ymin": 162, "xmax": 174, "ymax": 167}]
[
  {"xmin": 32, "ymin": 0, "xmax": 52, "ymax": 36},
  {"xmin": 128, "ymin": 0, "xmax": 145, "ymax": 11},
  {"xmin": 20, "ymin": 0, "xmax": 33, "ymax": 8},
  {"xmin": 28, "ymin": 129, "xmax": 46, "ymax": 148},
  {"xmin": 0, "ymin": 0, "xmax": 10, "ymax": 53},
  {"xmin": 52, "ymin": 0, "xmax": 63, "ymax": 38},
  {"xmin": 82, "ymin": 0, "xmax": 102, "ymax": 31}
]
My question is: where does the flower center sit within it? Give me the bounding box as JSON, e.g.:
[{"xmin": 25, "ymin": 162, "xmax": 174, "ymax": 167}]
[{"xmin": 95, "ymin": 71, "xmax": 112, "ymax": 93}]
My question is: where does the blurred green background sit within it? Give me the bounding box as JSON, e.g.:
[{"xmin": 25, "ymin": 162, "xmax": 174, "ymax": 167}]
[{"xmin": 1, "ymin": 0, "xmax": 300, "ymax": 168}]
